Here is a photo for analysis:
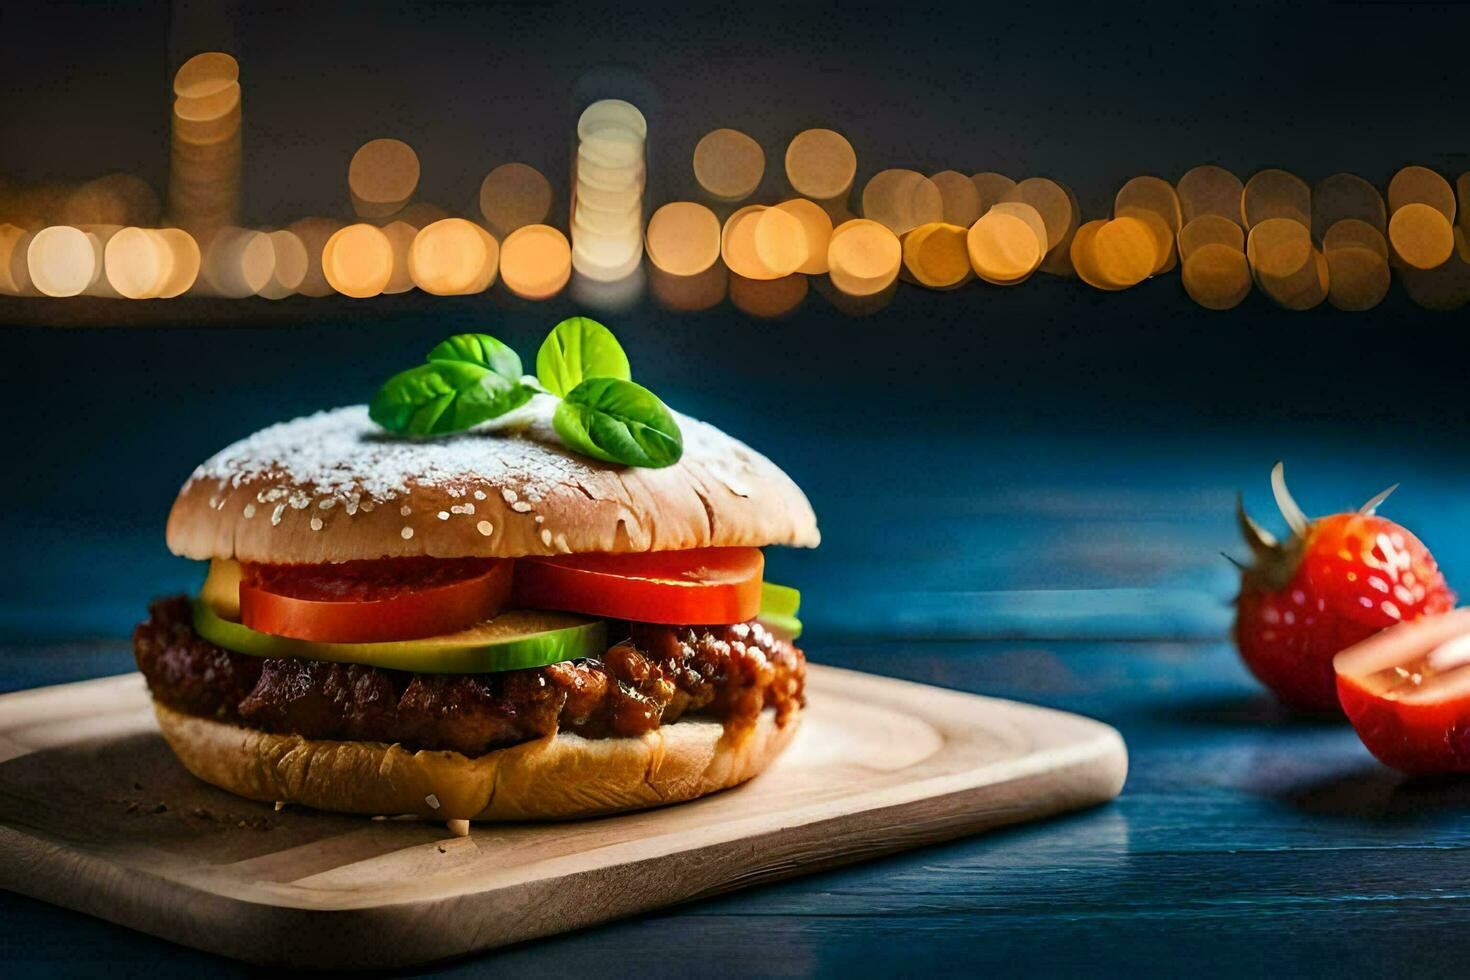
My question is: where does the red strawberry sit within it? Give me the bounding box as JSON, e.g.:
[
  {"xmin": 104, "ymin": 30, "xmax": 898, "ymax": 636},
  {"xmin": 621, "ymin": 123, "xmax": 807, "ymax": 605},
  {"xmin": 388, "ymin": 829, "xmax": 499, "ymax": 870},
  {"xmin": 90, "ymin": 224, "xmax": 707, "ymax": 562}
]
[{"xmin": 1232, "ymin": 463, "xmax": 1456, "ymax": 713}]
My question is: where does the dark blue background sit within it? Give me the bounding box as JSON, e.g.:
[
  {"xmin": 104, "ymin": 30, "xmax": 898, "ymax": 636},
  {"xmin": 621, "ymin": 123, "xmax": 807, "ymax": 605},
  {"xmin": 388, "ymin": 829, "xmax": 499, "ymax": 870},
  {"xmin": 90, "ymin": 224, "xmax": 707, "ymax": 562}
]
[{"xmin": 3, "ymin": 1, "xmax": 1470, "ymax": 976}]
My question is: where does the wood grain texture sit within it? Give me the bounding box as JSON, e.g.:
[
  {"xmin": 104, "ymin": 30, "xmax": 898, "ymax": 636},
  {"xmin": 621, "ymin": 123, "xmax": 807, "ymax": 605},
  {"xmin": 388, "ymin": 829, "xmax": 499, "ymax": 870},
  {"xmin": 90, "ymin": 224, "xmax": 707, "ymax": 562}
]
[{"xmin": 0, "ymin": 666, "xmax": 1125, "ymax": 969}]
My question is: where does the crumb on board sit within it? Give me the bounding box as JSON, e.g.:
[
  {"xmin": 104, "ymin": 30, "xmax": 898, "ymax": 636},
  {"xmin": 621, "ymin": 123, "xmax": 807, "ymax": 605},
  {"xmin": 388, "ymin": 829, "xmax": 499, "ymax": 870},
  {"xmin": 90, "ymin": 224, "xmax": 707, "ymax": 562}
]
[{"xmin": 447, "ymin": 819, "xmax": 470, "ymax": 837}]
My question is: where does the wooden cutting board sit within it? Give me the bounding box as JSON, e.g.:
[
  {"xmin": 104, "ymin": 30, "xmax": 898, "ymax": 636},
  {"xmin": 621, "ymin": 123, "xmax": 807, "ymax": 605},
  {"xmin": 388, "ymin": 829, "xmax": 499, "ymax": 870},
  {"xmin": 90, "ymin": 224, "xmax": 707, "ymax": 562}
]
[{"xmin": 0, "ymin": 665, "xmax": 1126, "ymax": 969}]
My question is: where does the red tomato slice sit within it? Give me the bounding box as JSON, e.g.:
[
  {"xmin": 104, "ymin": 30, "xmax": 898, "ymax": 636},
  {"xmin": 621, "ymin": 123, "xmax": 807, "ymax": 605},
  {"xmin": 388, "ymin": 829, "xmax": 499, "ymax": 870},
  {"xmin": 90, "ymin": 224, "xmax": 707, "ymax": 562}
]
[
  {"xmin": 1335, "ymin": 609, "xmax": 1470, "ymax": 773},
  {"xmin": 239, "ymin": 557, "xmax": 513, "ymax": 643},
  {"xmin": 512, "ymin": 547, "xmax": 764, "ymax": 625}
]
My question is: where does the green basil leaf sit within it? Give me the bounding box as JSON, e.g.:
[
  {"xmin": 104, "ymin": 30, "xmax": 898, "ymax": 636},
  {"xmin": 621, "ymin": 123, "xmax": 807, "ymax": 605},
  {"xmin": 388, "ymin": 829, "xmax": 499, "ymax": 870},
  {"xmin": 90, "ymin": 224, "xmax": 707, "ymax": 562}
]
[
  {"xmin": 427, "ymin": 333, "xmax": 523, "ymax": 383},
  {"xmin": 552, "ymin": 377, "xmax": 683, "ymax": 468},
  {"xmin": 535, "ymin": 316, "xmax": 631, "ymax": 397},
  {"xmin": 370, "ymin": 361, "xmax": 534, "ymax": 436}
]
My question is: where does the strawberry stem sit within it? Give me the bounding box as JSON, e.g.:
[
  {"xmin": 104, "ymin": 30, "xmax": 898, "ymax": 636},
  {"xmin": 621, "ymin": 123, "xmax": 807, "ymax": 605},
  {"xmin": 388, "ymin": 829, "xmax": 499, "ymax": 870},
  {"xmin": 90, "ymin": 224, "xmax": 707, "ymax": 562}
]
[
  {"xmin": 1271, "ymin": 461, "xmax": 1310, "ymax": 537},
  {"xmin": 1359, "ymin": 483, "xmax": 1399, "ymax": 515}
]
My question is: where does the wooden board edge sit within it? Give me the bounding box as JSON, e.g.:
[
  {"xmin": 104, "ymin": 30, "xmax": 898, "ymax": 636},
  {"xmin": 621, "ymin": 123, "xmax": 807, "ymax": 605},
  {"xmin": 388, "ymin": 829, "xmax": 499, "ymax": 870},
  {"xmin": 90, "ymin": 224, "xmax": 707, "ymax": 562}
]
[{"xmin": 0, "ymin": 722, "xmax": 1125, "ymax": 969}]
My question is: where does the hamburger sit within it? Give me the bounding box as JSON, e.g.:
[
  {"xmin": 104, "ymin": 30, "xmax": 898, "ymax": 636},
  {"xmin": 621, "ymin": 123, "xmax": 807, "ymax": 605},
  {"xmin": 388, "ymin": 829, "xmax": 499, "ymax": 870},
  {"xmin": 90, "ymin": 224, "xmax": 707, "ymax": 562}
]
[{"xmin": 134, "ymin": 348, "xmax": 818, "ymax": 823}]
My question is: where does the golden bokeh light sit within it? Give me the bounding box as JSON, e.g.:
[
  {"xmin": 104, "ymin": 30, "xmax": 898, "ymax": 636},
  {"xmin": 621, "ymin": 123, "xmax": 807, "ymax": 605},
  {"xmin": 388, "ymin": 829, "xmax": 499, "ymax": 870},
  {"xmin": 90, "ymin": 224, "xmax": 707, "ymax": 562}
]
[
  {"xmin": 1176, "ymin": 165, "xmax": 1244, "ymax": 225},
  {"xmin": 323, "ymin": 223, "xmax": 394, "ymax": 298},
  {"xmin": 174, "ymin": 82, "xmax": 241, "ymax": 123},
  {"xmin": 1177, "ymin": 214, "xmax": 1244, "ymax": 260},
  {"xmin": 61, "ymin": 174, "xmax": 161, "ymax": 228},
  {"xmin": 1002, "ymin": 178, "xmax": 1074, "ymax": 253},
  {"xmin": 348, "ymin": 139, "xmax": 420, "ymax": 219},
  {"xmin": 171, "ymin": 102, "xmax": 241, "ymax": 147},
  {"xmin": 930, "ymin": 171, "xmax": 982, "ymax": 227},
  {"xmin": 579, "ymin": 126, "xmax": 644, "ymax": 170},
  {"xmin": 988, "ymin": 202, "xmax": 1049, "ymax": 262},
  {"xmin": 720, "ymin": 205, "xmax": 773, "ymax": 280},
  {"xmin": 257, "ymin": 229, "xmax": 307, "ymax": 300},
  {"xmin": 572, "ymin": 200, "xmax": 639, "ymax": 240},
  {"xmin": 693, "ymin": 128, "xmax": 765, "ymax": 202},
  {"xmin": 1312, "ymin": 173, "xmax": 1385, "ymax": 241},
  {"xmin": 1069, "ymin": 220, "xmax": 1121, "ymax": 291},
  {"xmin": 379, "ymin": 220, "xmax": 417, "ymax": 294},
  {"xmin": 27, "ymin": 226, "xmax": 103, "ymax": 297},
  {"xmin": 967, "ymin": 206, "xmax": 1044, "ymax": 285},
  {"xmin": 1323, "ymin": 218, "xmax": 1388, "ymax": 259},
  {"xmin": 729, "ymin": 270, "xmax": 807, "ymax": 318},
  {"xmin": 572, "ymin": 100, "xmax": 646, "ymax": 284},
  {"xmin": 577, "ymin": 99, "xmax": 647, "ymax": 142},
  {"xmin": 103, "ymin": 227, "xmax": 173, "ymax": 299},
  {"xmin": 774, "ymin": 198, "xmax": 833, "ymax": 275},
  {"xmin": 1326, "ymin": 246, "xmax": 1390, "ymax": 312},
  {"xmin": 1181, "ymin": 242, "xmax": 1252, "ymax": 310},
  {"xmin": 478, "ymin": 163, "xmax": 553, "ymax": 240},
  {"xmin": 578, "ymin": 147, "xmax": 644, "ymax": 195},
  {"xmin": 1115, "ymin": 176, "xmax": 1182, "ymax": 233},
  {"xmin": 1091, "ymin": 217, "xmax": 1158, "ymax": 287},
  {"xmin": 902, "ymin": 222, "xmax": 971, "ymax": 289},
  {"xmin": 169, "ymin": 55, "xmax": 241, "ymax": 238},
  {"xmin": 752, "ymin": 206, "xmax": 810, "ymax": 278},
  {"xmin": 648, "ymin": 260, "xmax": 726, "ymax": 312},
  {"xmin": 861, "ymin": 169, "xmax": 943, "ymax": 236},
  {"xmin": 1459, "ymin": 174, "xmax": 1469, "ymax": 232},
  {"xmin": 1116, "ymin": 207, "xmax": 1175, "ymax": 276},
  {"xmin": 409, "ymin": 218, "xmax": 498, "ymax": 295},
  {"xmin": 1388, "ymin": 165, "xmax": 1455, "ymax": 222},
  {"xmin": 0, "ymin": 224, "xmax": 34, "ymax": 295},
  {"xmin": 572, "ymin": 233, "xmax": 643, "ymax": 284},
  {"xmin": 1388, "ymin": 203, "xmax": 1454, "ymax": 270},
  {"xmin": 1116, "ymin": 177, "xmax": 1180, "ymax": 274},
  {"xmin": 827, "ymin": 218, "xmax": 901, "ymax": 296},
  {"xmin": 1246, "ymin": 217, "xmax": 1312, "ymax": 279},
  {"xmin": 196, "ymin": 226, "xmax": 275, "ymax": 298},
  {"xmin": 499, "ymin": 223, "xmax": 572, "ymax": 300},
  {"xmin": 1035, "ymin": 182, "xmax": 1082, "ymax": 278},
  {"xmin": 1248, "ymin": 219, "xmax": 1325, "ymax": 309},
  {"xmin": 574, "ymin": 179, "xmax": 643, "ymax": 214},
  {"xmin": 173, "ymin": 52, "xmax": 238, "ymax": 99},
  {"xmin": 785, "ymin": 129, "xmax": 857, "ymax": 200},
  {"xmin": 1242, "ymin": 169, "xmax": 1310, "ymax": 228},
  {"xmin": 645, "ymin": 201, "xmax": 721, "ymax": 277},
  {"xmin": 285, "ymin": 217, "xmax": 344, "ymax": 298},
  {"xmin": 1181, "ymin": 243, "xmax": 1252, "ymax": 310},
  {"xmin": 155, "ymin": 228, "xmax": 200, "ymax": 298},
  {"xmin": 970, "ymin": 173, "xmax": 1017, "ymax": 218}
]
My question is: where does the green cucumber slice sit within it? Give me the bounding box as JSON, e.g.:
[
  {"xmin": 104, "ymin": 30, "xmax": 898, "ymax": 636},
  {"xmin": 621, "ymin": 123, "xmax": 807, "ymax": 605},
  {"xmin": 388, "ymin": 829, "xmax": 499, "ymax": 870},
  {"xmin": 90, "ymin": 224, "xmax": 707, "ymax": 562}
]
[
  {"xmin": 760, "ymin": 581, "xmax": 800, "ymax": 617},
  {"xmin": 192, "ymin": 600, "xmax": 606, "ymax": 674},
  {"xmin": 757, "ymin": 611, "xmax": 802, "ymax": 639},
  {"xmin": 758, "ymin": 581, "xmax": 802, "ymax": 638}
]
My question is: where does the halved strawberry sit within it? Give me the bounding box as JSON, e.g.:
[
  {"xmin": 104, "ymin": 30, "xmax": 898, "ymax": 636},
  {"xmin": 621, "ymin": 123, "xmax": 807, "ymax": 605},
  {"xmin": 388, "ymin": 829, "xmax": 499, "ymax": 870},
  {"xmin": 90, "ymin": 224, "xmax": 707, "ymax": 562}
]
[
  {"xmin": 1231, "ymin": 463, "xmax": 1455, "ymax": 713},
  {"xmin": 1336, "ymin": 610, "xmax": 1470, "ymax": 772}
]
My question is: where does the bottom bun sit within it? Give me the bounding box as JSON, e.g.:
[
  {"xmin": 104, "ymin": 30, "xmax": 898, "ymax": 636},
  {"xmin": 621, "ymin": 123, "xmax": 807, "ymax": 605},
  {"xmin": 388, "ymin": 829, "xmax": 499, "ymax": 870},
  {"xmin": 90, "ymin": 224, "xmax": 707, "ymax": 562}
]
[{"xmin": 153, "ymin": 701, "xmax": 801, "ymax": 821}]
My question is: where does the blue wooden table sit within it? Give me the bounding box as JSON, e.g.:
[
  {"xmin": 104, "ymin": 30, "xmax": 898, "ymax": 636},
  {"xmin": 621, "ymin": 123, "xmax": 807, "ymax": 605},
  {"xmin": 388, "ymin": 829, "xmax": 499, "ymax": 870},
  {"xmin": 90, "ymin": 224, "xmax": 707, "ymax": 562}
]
[
  {"xmin": 11, "ymin": 310, "xmax": 1470, "ymax": 975},
  {"xmin": 4, "ymin": 292, "xmax": 1470, "ymax": 976}
]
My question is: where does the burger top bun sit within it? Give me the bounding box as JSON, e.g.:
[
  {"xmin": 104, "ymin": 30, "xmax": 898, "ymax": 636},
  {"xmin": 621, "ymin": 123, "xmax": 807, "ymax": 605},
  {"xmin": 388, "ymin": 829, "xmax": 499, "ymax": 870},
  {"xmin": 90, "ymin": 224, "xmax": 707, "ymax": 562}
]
[{"xmin": 167, "ymin": 395, "xmax": 819, "ymax": 564}]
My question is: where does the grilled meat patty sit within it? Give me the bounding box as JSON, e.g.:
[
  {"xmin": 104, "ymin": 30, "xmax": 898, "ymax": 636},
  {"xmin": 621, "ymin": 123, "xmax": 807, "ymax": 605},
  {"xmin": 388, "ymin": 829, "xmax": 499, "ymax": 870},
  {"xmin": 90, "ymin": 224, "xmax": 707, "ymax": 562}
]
[{"xmin": 133, "ymin": 597, "xmax": 805, "ymax": 756}]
